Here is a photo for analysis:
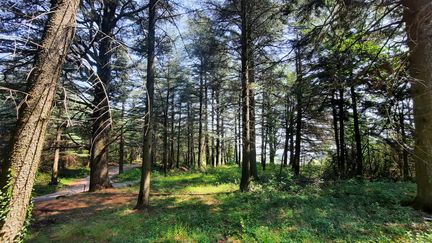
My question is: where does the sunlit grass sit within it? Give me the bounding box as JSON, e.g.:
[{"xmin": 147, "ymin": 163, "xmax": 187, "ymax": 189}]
[{"xmin": 28, "ymin": 165, "xmax": 432, "ymax": 242}]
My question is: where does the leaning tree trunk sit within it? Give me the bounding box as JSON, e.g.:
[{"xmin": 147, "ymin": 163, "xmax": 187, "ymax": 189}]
[
  {"xmin": 136, "ymin": 0, "xmax": 156, "ymax": 209},
  {"xmin": 404, "ymin": 0, "xmax": 432, "ymax": 212},
  {"xmin": 0, "ymin": 0, "xmax": 79, "ymax": 241}
]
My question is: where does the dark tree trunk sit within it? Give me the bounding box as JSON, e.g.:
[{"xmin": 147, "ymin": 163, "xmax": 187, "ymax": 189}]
[
  {"xmin": 169, "ymin": 89, "xmax": 175, "ymax": 169},
  {"xmin": 0, "ymin": 0, "xmax": 79, "ymax": 240},
  {"xmin": 240, "ymin": 0, "xmax": 252, "ymax": 191},
  {"xmin": 331, "ymin": 90, "xmax": 340, "ymax": 175},
  {"xmin": 261, "ymin": 95, "xmax": 267, "ymax": 170},
  {"xmin": 204, "ymin": 77, "xmax": 210, "ymax": 167},
  {"xmin": 211, "ymin": 90, "xmax": 216, "ymax": 167},
  {"xmin": 404, "ymin": 0, "xmax": 432, "ymax": 212},
  {"xmin": 136, "ymin": 0, "xmax": 156, "ymax": 209},
  {"xmin": 176, "ymin": 106, "xmax": 181, "ymax": 168},
  {"xmin": 216, "ymin": 89, "xmax": 221, "ymax": 166},
  {"xmin": 292, "ymin": 46, "xmax": 302, "ymax": 176},
  {"xmin": 282, "ymin": 96, "xmax": 290, "ymax": 166},
  {"xmin": 399, "ymin": 104, "xmax": 409, "ymax": 180},
  {"xmin": 338, "ymin": 88, "xmax": 346, "ymax": 177},
  {"xmin": 198, "ymin": 62, "xmax": 205, "ymax": 169},
  {"xmin": 351, "ymin": 86, "xmax": 363, "ymax": 177}
]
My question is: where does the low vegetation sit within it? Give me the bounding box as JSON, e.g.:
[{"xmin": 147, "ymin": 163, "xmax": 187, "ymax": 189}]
[{"xmin": 28, "ymin": 166, "xmax": 431, "ymax": 242}]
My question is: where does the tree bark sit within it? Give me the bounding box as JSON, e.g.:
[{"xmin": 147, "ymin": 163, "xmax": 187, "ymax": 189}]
[
  {"xmin": 403, "ymin": 0, "xmax": 432, "ymax": 212},
  {"xmin": 162, "ymin": 78, "xmax": 170, "ymax": 175},
  {"xmin": 351, "ymin": 86, "xmax": 363, "ymax": 177},
  {"xmin": 119, "ymin": 100, "xmax": 125, "ymax": 174},
  {"xmin": 136, "ymin": 0, "xmax": 156, "ymax": 209},
  {"xmin": 51, "ymin": 123, "xmax": 65, "ymax": 185},
  {"xmin": 292, "ymin": 45, "xmax": 302, "ymax": 176},
  {"xmin": 0, "ymin": 0, "xmax": 79, "ymax": 240},
  {"xmin": 89, "ymin": 0, "xmax": 117, "ymax": 191},
  {"xmin": 331, "ymin": 90, "xmax": 340, "ymax": 175},
  {"xmin": 240, "ymin": 0, "xmax": 252, "ymax": 191},
  {"xmin": 338, "ymin": 88, "xmax": 346, "ymax": 177}
]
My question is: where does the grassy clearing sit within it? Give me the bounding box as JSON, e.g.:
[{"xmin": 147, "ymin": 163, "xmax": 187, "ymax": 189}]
[
  {"xmin": 33, "ymin": 168, "xmax": 89, "ymax": 197},
  {"xmin": 28, "ymin": 165, "xmax": 431, "ymax": 242}
]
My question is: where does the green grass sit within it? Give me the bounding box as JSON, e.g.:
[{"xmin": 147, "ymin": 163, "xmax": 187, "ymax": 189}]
[
  {"xmin": 33, "ymin": 168, "xmax": 89, "ymax": 197},
  {"xmin": 28, "ymin": 165, "xmax": 432, "ymax": 242}
]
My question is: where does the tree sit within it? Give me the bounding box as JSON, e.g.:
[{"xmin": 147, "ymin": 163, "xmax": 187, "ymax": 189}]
[
  {"xmin": 0, "ymin": 0, "xmax": 79, "ymax": 240},
  {"xmin": 403, "ymin": 1, "xmax": 432, "ymax": 212},
  {"xmin": 136, "ymin": 0, "xmax": 157, "ymax": 209}
]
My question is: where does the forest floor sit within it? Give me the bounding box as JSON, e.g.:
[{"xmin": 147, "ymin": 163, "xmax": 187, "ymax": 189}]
[
  {"xmin": 33, "ymin": 164, "xmax": 140, "ymax": 200},
  {"xmin": 27, "ymin": 165, "xmax": 432, "ymax": 242}
]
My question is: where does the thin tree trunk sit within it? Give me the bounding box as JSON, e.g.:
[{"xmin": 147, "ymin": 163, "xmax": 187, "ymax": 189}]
[
  {"xmin": 162, "ymin": 79, "xmax": 170, "ymax": 175},
  {"xmin": 404, "ymin": 0, "xmax": 432, "ymax": 212},
  {"xmin": 169, "ymin": 89, "xmax": 175, "ymax": 169},
  {"xmin": 176, "ymin": 106, "xmax": 181, "ymax": 168},
  {"xmin": 282, "ymin": 95, "xmax": 290, "ymax": 166},
  {"xmin": 198, "ymin": 63, "xmax": 204, "ymax": 169},
  {"xmin": 0, "ymin": 0, "xmax": 79, "ymax": 240},
  {"xmin": 136, "ymin": 0, "xmax": 156, "ymax": 209},
  {"xmin": 261, "ymin": 97, "xmax": 267, "ymax": 170},
  {"xmin": 351, "ymin": 85, "xmax": 363, "ymax": 177},
  {"xmin": 339, "ymin": 88, "xmax": 346, "ymax": 177},
  {"xmin": 119, "ymin": 101, "xmax": 125, "ymax": 174},
  {"xmin": 400, "ymin": 103, "xmax": 409, "ymax": 180},
  {"xmin": 331, "ymin": 90, "xmax": 340, "ymax": 176}
]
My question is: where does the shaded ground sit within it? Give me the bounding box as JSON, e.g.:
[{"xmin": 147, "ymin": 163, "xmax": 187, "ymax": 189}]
[{"xmin": 28, "ymin": 166, "xmax": 432, "ymax": 242}]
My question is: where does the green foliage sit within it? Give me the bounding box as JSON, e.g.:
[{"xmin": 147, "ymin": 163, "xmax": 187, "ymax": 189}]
[{"xmin": 28, "ymin": 166, "xmax": 431, "ymax": 242}]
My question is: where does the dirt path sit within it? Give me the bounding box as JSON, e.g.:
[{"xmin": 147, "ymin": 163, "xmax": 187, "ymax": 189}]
[{"xmin": 33, "ymin": 164, "xmax": 140, "ymax": 203}]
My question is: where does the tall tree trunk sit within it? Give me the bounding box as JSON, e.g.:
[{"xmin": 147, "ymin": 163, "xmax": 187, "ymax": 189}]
[
  {"xmin": 211, "ymin": 90, "xmax": 216, "ymax": 167},
  {"xmin": 238, "ymin": 94, "xmax": 242, "ymax": 167},
  {"xmin": 162, "ymin": 79, "xmax": 170, "ymax": 175},
  {"xmin": 169, "ymin": 89, "xmax": 175, "ymax": 169},
  {"xmin": 187, "ymin": 101, "xmax": 192, "ymax": 166},
  {"xmin": 204, "ymin": 77, "xmax": 210, "ymax": 167},
  {"xmin": 119, "ymin": 100, "xmax": 125, "ymax": 174},
  {"xmin": 176, "ymin": 106, "xmax": 181, "ymax": 168},
  {"xmin": 90, "ymin": 0, "xmax": 117, "ymax": 191},
  {"xmin": 234, "ymin": 111, "xmax": 239, "ymax": 166},
  {"xmin": 351, "ymin": 86, "xmax": 363, "ymax": 177},
  {"xmin": 293, "ymin": 46, "xmax": 302, "ymax": 176},
  {"xmin": 136, "ymin": 0, "xmax": 156, "ymax": 209},
  {"xmin": 249, "ymin": 50, "xmax": 258, "ymax": 180},
  {"xmin": 240, "ymin": 0, "xmax": 252, "ymax": 191},
  {"xmin": 400, "ymin": 104, "xmax": 409, "ymax": 180},
  {"xmin": 198, "ymin": 63, "xmax": 204, "ymax": 169},
  {"xmin": 0, "ymin": 0, "xmax": 79, "ymax": 240},
  {"xmin": 289, "ymin": 104, "xmax": 295, "ymax": 166},
  {"xmin": 261, "ymin": 95, "xmax": 267, "ymax": 170},
  {"xmin": 282, "ymin": 96, "xmax": 290, "ymax": 166},
  {"xmin": 216, "ymin": 89, "xmax": 221, "ymax": 166},
  {"xmin": 404, "ymin": 1, "xmax": 432, "ymax": 212},
  {"xmin": 51, "ymin": 123, "xmax": 65, "ymax": 185},
  {"xmin": 338, "ymin": 88, "xmax": 346, "ymax": 177},
  {"xmin": 331, "ymin": 90, "xmax": 340, "ymax": 176}
]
